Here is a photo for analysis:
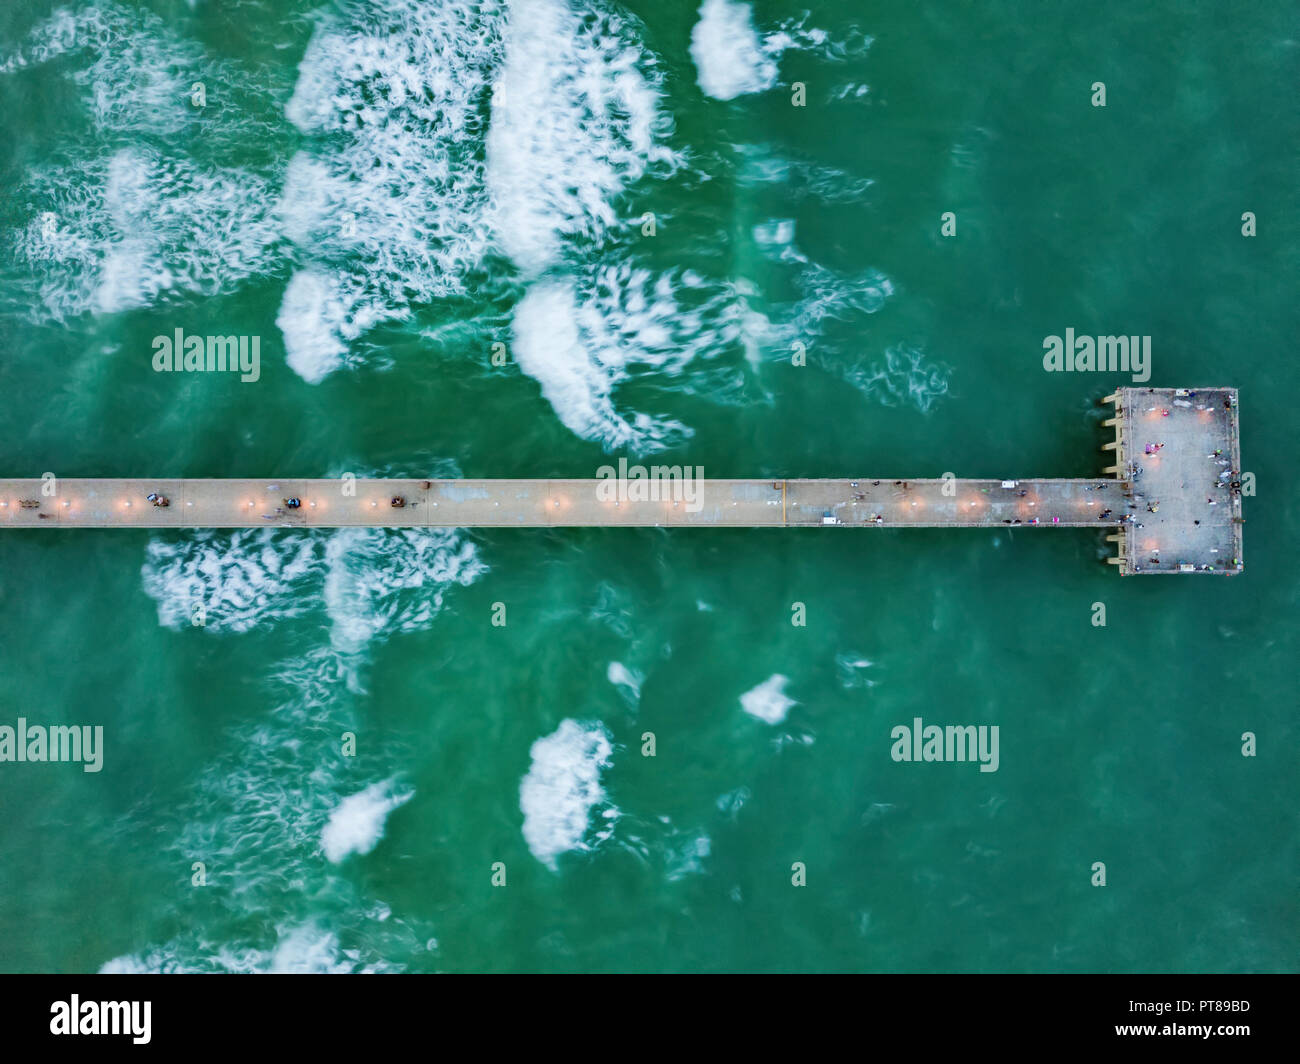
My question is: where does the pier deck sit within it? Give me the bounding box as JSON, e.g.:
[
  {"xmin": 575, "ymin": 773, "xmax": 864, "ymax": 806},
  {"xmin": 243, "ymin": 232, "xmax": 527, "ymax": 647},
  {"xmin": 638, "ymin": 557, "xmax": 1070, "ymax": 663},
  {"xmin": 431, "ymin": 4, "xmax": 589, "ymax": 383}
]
[
  {"xmin": 1103, "ymin": 387, "xmax": 1244, "ymax": 575},
  {"xmin": 0, "ymin": 388, "xmax": 1244, "ymax": 575},
  {"xmin": 0, "ymin": 477, "xmax": 1118, "ymax": 529}
]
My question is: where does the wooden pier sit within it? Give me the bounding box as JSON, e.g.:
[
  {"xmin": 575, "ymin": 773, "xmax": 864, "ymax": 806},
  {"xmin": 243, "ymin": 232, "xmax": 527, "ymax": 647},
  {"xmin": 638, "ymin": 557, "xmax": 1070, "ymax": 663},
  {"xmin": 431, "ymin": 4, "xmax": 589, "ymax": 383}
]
[{"xmin": 0, "ymin": 388, "xmax": 1243, "ymax": 575}]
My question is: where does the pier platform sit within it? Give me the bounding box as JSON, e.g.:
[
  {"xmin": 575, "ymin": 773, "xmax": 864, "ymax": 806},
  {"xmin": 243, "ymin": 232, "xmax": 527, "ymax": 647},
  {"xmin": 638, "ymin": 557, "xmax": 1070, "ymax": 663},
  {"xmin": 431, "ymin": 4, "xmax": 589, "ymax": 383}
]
[{"xmin": 1102, "ymin": 387, "xmax": 1244, "ymax": 575}]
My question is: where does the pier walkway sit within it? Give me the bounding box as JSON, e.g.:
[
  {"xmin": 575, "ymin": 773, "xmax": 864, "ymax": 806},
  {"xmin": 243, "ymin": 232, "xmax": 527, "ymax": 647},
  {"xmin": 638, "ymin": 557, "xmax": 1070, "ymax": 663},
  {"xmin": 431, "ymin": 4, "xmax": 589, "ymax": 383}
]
[
  {"xmin": 0, "ymin": 476, "xmax": 1114, "ymax": 529},
  {"xmin": 0, "ymin": 388, "xmax": 1243, "ymax": 575}
]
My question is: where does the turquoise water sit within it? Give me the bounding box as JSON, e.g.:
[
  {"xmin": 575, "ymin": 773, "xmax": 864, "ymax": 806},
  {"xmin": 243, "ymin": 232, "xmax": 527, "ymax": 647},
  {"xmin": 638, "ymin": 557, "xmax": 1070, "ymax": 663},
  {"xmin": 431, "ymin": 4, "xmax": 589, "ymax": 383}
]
[{"xmin": 0, "ymin": 0, "xmax": 1295, "ymax": 972}]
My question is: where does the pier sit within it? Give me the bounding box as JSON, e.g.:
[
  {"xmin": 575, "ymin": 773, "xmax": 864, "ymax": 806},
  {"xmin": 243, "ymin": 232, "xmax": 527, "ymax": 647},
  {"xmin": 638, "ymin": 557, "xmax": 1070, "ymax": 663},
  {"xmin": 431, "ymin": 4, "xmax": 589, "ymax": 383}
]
[{"xmin": 0, "ymin": 388, "xmax": 1243, "ymax": 575}]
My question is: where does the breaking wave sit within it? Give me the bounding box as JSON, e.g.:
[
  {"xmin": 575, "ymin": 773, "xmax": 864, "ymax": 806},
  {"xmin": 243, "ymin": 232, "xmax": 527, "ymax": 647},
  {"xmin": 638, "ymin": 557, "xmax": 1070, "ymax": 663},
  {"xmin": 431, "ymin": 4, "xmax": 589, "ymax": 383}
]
[{"xmin": 486, "ymin": 0, "xmax": 678, "ymax": 275}]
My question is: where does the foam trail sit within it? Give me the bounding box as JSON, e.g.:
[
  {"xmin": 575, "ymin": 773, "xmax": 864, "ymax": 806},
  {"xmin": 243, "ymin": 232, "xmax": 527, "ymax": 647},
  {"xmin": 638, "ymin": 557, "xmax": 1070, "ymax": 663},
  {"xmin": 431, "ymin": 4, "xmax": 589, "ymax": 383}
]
[
  {"xmin": 100, "ymin": 639, "xmax": 448, "ymax": 973},
  {"xmin": 321, "ymin": 527, "xmax": 488, "ymax": 657},
  {"xmin": 3, "ymin": 4, "xmax": 287, "ymax": 322},
  {"xmin": 845, "ymin": 346, "xmax": 951, "ymax": 414},
  {"xmin": 736, "ymin": 143, "xmax": 875, "ymax": 202},
  {"xmin": 836, "ymin": 653, "xmax": 878, "ymax": 689}
]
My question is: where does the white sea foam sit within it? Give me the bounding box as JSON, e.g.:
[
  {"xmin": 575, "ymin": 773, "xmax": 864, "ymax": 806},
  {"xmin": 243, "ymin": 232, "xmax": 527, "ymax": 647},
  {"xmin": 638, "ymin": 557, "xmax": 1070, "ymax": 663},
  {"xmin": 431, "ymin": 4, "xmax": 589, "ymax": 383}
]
[
  {"xmin": 116, "ymin": 498, "xmax": 484, "ymax": 975},
  {"xmin": 101, "ymin": 922, "xmax": 402, "ymax": 974},
  {"xmin": 276, "ymin": 0, "xmax": 508, "ymax": 380},
  {"xmin": 512, "ymin": 280, "xmax": 626, "ymax": 447},
  {"xmin": 1, "ymin": 1, "xmax": 287, "ymax": 150},
  {"xmin": 266, "ymin": 925, "xmax": 357, "ymax": 973},
  {"xmin": 2, "ymin": 3, "xmax": 206, "ymax": 137},
  {"xmin": 487, "ymin": 0, "xmax": 677, "ymax": 274},
  {"xmin": 322, "ymin": 527, "xmax": 487, "ymax": 656},
  {"xmin": 485, "ymin": 1, "xmax": 721, "ymax": 448},
  {"xmin": 689, "ymin": 3, "xmax": 870, "ymax": 101},
  {"xmin": 846, "ymin": 345, "xmax": 951, "ymax": 413},
  {"xmin": 664, "ymin": 829, "xmax": 712, "ymax": 881},
  {"xmin": 321, "ymin": 779, "xmax": 414, "ymax": 864},
  {"xmin": 740, "ymin": 674, "xmax": 796, "ymax": 724},
  {"xmin": 276, "ymin": 269, "xmax": 356, "ymax": 384},
  {"xmin": 2, "ymin": 3, "xmax": 287, "ymax": 321},
  {"xmin": 753, "ymin": 218, "xmax": 797, "ymax": 257},
  {"xmin": 793, "ymin": 259, "xmax": 895, "ymax": 329},
  {"xmin": 512, "ymin": 278, "xmax": 692, "ymax": 454},
  {"xmin": 519, "ymin": 719, "xmax": 615, "ymax": 870},
  {"xmin": 836, "ymin": 653, "xmax": 877, "ymax": 689},
  {"xmin": 736, "ymin": 143, "xmax": 875, "ymax": 202},
  {"xmin": 736, "ymin": 222, "xmax": 921, "ymax": 408},
  {"xmin": 690, "ymin": 0, "xmax": 778, "ymax": 100},
  {"xmin": 734, "ymin": 222, "xmax": 949, "ymax": 411},
  {"xmin": 607, "ymin": 661, "xmax": 643, "ymax": 704},
  {"xmin": 772, "ymin": 15, "xmax": 874, "ymax": 66},
  {"xmin": 141, "ymin": 529, "xmax": 324, "ymax": 634},
  {"xmin": 715, "ymin": 785, "xmax": 752, "ymax": 820},
  {"xmin": 100, "ymin": 642, "xmax": 442, "ymax": 974},
  {"xmin": 141, "ymin": 526, "xmax": 486, "ymax": 650},
  {"xmin": 278, "ymin": 0, "xmax": 644, "ymax": 384},
  {"xmin": 13, "ymin": 148, "xmax": 280, "ymax": 321},
  {"xmin": 512, "ymin": 264, "xmax": 759, "ymax": 452}
]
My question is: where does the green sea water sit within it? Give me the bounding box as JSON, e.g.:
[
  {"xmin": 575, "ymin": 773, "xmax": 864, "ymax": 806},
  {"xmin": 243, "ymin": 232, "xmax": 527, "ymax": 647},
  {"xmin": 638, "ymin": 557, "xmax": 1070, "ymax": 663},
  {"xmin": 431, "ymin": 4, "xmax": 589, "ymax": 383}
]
[{"xmin": 0, "ymin": 0, "xmax": 1295, "ymax": 973}]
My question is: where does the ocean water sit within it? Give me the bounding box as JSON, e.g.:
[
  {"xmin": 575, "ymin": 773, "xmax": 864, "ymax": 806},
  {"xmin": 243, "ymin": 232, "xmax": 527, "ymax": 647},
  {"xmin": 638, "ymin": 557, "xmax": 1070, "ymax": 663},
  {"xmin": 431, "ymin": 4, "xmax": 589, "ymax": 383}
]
[{"xmin": 0, "ymin": 0, "xmax": 1295, "ymax": 973}]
